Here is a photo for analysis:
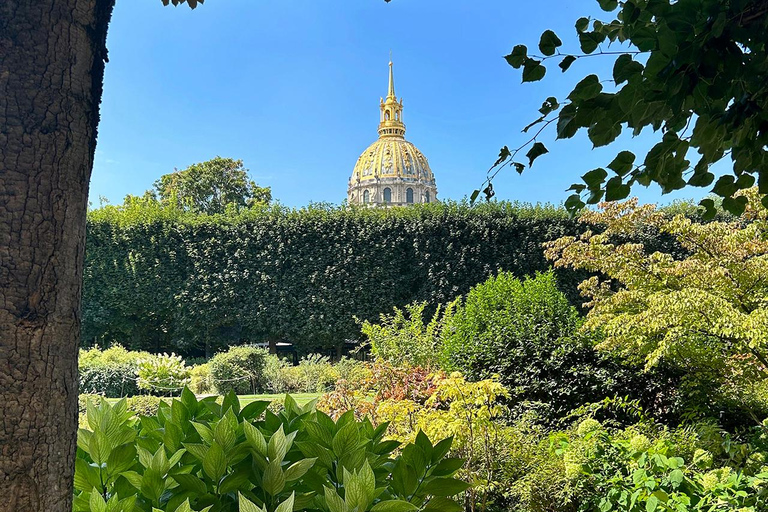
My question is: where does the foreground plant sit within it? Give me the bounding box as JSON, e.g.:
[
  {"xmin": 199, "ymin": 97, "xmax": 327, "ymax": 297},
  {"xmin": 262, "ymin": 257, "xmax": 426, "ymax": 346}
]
[{"xmin": 75, "ymin": 390, "xmax": 469, "ymax": 512}]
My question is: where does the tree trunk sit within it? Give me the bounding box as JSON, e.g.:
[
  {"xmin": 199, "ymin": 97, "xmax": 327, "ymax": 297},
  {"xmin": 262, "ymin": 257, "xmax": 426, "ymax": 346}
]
[{"xmin": 0, "ymin": 1, "xmax": 114, "ymax": 511}]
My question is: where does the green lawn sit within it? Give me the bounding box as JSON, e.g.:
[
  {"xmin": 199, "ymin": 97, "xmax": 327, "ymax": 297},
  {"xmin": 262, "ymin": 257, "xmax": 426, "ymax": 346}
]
[
  {"xmin": 104, "ymin": 392, "xmax": 323, "ymax": 406},
  {"xmin": 237, "ymin": 393, "xmax": 322, "ymax": 407}
]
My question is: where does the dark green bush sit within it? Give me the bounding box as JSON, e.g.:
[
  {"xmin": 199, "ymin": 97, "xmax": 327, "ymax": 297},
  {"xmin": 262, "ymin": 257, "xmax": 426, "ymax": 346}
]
[
  {"xmin": 74, "ymin": 391, "xmax": 469, "ymax": 512},
  {"xmin": 443, "ymin": 271, "xmax": 681, "ymax": 424},
  {"xmin": 209, "ymin": 345, "xmax": 268, "ymax": 394}
]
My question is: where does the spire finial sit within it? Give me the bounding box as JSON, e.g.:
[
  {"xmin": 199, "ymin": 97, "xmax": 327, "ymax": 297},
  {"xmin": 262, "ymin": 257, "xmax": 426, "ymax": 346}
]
[{"xmin": 387, "ymin": 57, "xmax": 395, "ymax": 99}]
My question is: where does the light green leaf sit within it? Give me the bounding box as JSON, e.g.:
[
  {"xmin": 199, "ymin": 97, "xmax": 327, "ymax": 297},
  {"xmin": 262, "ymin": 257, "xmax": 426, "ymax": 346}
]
[
  {"xmin": 370, "ymin": 501, "xmax": 419, "ymax": 512},
  {"xmin": 202, "ymin": 442, "xmax": 227, "ymax": 482}
]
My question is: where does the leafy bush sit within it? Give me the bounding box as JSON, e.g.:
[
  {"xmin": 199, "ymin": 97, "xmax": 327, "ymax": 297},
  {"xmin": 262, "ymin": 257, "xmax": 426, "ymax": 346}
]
[
  {"xmin": 79, "ymin": 345, "xmax": 150, "ymax": 397},
  {"xmin": 137, "ymin": 353, "xmax": 191, "ymax": 396},
  {"xmin": 292, "ymin": 354, "xmax": 338, "ymax": 393},
  {"xmin": 74, "ymin": 390, "xmax": 470, "ymax": 512},
  {"xmin": 443, "ymin": 271, "xmax": 679, "ymax": 424},
  {"xmin": 125, "ymin": 395, "xmax": 166, "ymax": 417},
  {"xmin": 551, "ymin": 419, "xmax": 768, "ymax": 511},
  {"xmin": 362, "ymin": 302, "xmax": 454, "ymax": 369},
  {"xmin": 209, "ymin": 345, "xmax": 268, "ymax": 394},
  {"xmin": 189, "ymin": 363, "xmax": 215, "ymax": 395},
  {"xmin": 262, "ymin": 354, "xmax": 293, "ymax": 393}
]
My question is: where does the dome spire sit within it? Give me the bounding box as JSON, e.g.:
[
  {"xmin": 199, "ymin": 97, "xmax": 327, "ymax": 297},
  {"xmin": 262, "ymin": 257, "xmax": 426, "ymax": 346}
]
[
  {"xmin": 379, "ymin": 58, "xmax": 405, "ymax": 138},
  {"xmin": 388, "ymin": 58, "xmax": 396, "ymax": 99}
]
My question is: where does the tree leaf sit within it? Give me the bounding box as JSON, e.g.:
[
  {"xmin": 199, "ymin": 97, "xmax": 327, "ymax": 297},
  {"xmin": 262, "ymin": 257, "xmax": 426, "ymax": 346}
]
[
  {"xmin": 605, "ymin": 176, "xmax": 631, "ymax": 201},
  {"xmin": 526, "ymin": 142, "xmax": 549, "ymax": 167},
  {"xmin": 582, "ymin": 168, "xmax": 608, "ymax": 189},
  {"xmin": 559, "ymin": 55, "xmax": 577, "ymax": 72},
  {"xmin": 504, "ymin": 45, "xmax": 527, "ymax": 68},
  {"xmin": 607, "ymin": 151, "xmax": 635, "ymax": 176},
  {"xmin": 613, "ymin": 54, "xmax": 644, "ymax": 84},
  {"xmin": 538, "ymin": 30, "xmax": 563, "ymax": 56},
  {"xmin": 578, "ymin": 31, "xmax": 605, "ymax": 53},
  {"xmin": 569, "ymin": 75, "xmax": 602, "ymax": 101},
  {"xmin": 522, "ymin": 59, "xmax": 546, "ymax": 82}
]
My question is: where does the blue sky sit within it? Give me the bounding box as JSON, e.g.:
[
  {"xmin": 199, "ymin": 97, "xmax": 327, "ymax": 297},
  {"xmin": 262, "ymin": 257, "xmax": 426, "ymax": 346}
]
[{"xmin": 91, "ymin": 0, "xmax": 708, "ymax": 208}]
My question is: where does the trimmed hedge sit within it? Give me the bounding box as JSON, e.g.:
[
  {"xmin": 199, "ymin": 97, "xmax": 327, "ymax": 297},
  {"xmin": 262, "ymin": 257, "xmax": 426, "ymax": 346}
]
[{"xmin": 82, "ymin": 200, "xmax": 697, "ymax": 357}]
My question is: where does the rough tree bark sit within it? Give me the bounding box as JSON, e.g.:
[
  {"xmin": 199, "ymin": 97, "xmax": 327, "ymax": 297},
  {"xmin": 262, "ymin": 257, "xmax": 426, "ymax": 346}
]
[{"xmin": 0, "ymin": 1, "xmax": 115, "ymax": 511}]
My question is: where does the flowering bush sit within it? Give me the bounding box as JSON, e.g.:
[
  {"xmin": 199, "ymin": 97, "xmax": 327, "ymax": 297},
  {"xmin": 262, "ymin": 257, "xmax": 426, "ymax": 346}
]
[{"xmin": 137, "ymin": 352, "xmax": 191, "ymax": 396}]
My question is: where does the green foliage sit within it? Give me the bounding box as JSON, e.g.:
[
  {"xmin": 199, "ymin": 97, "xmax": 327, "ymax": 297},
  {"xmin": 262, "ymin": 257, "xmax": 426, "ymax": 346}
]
[
  {"xmin": 443, "ymin": 271, "xmax": 679, "ymax": 424},
  {"xmin": 125, "ymin": 395, "xmax": 166, "ymax": 417},
  {"xmin": 84, "ymin": 201, "xmax": 597, "ymax": 357},
  {"xmin": 154, "ymin": 157, "xmax": 271, "ymax": 215},
  {"xmin": 291, "ymin": 354, "xmax": 339, "ymax": 393},
  {"xmin": 189, "ymin": 363, "xmax": 215, "ymax": 395},
  {"xmin": 209, "ymin": 345, "xmax": 268, "ymax": 395},
  {"xmin": 547, "ymin": 194, "xmax": 768, "ymax": 425},
  {"xmin": 137, "ymin": 353, "xmax": 191, "ymax": 396},
  {"xmin": 362, "ymin": 302, "xmax": 455, "ymax": 370},
  {"xmin": 262, "ymin": 355, "xmax": 294, "ymax": 394},
  {"xmin": 79, "ymin": 345, "xmax": 150, "ymax": 398},
  {"xmin": 74, "ymin": 391, "xmax": 468, "ymax": 512},
  {"xmin": 553, "ymin": 420, "xmax": 768, "ymax": 511},
  {"xmin": 496, "ymin": 0, "xmax": 768, "ymax": 217}
]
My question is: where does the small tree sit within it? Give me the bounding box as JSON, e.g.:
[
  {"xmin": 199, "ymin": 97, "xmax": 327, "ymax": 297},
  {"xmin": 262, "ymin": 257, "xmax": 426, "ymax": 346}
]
[
  {"xmin": 545, "ymin": 189, "xmax": 768, "ymax": 419},
  {"xmin": 154, "ymin": 157, "xmax": 271, "ymax": 215}
]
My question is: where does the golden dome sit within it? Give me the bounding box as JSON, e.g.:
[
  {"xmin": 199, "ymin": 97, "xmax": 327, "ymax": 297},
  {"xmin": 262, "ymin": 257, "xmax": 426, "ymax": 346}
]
[
  {"xmin": 351, "ymin": 138, "xmax": 435, "ymax": 182},
  {"xmin": 348, "ymin": 61, "xmax": 438, "ymax": 206}
]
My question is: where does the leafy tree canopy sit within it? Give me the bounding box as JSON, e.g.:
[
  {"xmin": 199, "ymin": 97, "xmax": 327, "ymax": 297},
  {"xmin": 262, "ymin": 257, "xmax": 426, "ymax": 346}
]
[
  {"xmin": 545, "ymin": 188, "xmax": 768, "ymax": 396},
  {"xmin": 153, "ymin": 157, "xmax": 271, "ymax": 215},
  {"xmin": 484, "ymin": 0, "xmax": 768, "ymax": 218}
]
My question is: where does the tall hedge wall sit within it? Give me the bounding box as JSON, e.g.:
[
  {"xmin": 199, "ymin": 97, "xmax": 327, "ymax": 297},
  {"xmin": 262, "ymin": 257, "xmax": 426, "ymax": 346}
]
[{"xmin": 82, "ymin": 200, "xmax": 691, "ymax": 357}]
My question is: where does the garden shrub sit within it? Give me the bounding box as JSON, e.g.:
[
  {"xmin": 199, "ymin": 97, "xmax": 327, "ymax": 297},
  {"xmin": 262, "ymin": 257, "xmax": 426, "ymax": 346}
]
[
  {"xmin": 209, "ymin": 345, "xmax": 267, "ymax": 394},
  {"xmin": 294, "ymin": 354, "xmax": 338, "ymax": 393},
  {"xmin": 74, "ymin": 390, "xmax": 469, "ymax": 512},
  {"xmin": 443, "ymin": 271, "xmax": 680, "ymax": 424},
  {"xmin": 137, "ymin": 352, "xmax": 191, "ymax": 396},
  {"xmin": 362, "ymin": 302, "xmax": 455, "ymax": 370},
  {"xmin": 125, "ymin": 395, "xmax": 166, "ymax": 417},
  {"xmin": 335, "ymin": 357, "xmax": 372, "ymax": 389},
  {"xmin": 261, "ymin": 354, "xmax": 292, "ymax": 393},
  {"xmin": 188, "ymin": 363, "xmax": 215, "ymax": 395},
  {"xmin": 550, "ymin": 419, "xmax": 768, "ymax": 511},
  {"xmin": 78, "ymin": 345, "xmax": 150, "ymax": 397}
]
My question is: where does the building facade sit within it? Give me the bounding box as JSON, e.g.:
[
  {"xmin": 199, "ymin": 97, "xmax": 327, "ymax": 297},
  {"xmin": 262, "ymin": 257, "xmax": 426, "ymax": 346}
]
[{"xmin": 347, "ymin": 61, "xmax": 438, "ymax": 206}]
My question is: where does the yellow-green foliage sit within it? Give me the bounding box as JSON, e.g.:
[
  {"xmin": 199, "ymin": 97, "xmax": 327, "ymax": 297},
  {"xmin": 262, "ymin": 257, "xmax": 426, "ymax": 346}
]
[
  {"xmin": 136, "ymin": 352, "xmax": 191, "ymax": 395},
  {"xmin": 545, "ymin": 191, "xmax": 768, "ymax": 422},
  {"xmin": 188, "ymin": 363, "xmax": 215, "ymax": 394},
  {"xmin": 361, "ymin": 301, "xmax": 456, "ymax": 370},
  {"xmin": 546, "ymin": 191, "xmax": 768, "ymax": 371},
  {"xmin": 79, "ymin": 344, "xmax": 152, "ymax": 366},
  {"xmin": 374, "ymin": 373, "xmax": 514, "ymax": 508}
]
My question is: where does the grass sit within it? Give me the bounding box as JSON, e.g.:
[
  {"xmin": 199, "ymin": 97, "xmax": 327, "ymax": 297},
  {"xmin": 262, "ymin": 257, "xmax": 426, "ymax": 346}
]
[
  {"xmin": 238, "ymin": 393, "xmax": 322, "ymax": 406},
  {"xmin": 104, "ymin": 392, "xmax": 323, "ymax": 406}
]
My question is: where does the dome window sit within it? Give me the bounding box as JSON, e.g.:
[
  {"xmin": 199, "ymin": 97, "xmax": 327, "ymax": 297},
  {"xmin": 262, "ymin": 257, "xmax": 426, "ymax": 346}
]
[
  {"xmin": 363, "ymin": 190, "xmax": 370, "ymax": 204},
  {"xmin": 406, "ymin": 188, "xmax": 414, "ymax": 204},
  {"xmin": 425, "ymin": 191, "xmax": 431, "ymax": 203},
  {"xmin": 383, "ymin": 188, "xmax": 392, "ymax": 203}
]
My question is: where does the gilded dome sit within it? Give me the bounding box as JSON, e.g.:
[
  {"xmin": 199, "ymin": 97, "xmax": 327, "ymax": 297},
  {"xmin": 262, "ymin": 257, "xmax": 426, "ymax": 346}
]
[
  {"xmin": 351, "ymin": 138, "xmax": 435, "ymax": 183},
  {"xmin": 347, "ymin": 61, "xmax": 438, "ymax": 206}
]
